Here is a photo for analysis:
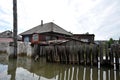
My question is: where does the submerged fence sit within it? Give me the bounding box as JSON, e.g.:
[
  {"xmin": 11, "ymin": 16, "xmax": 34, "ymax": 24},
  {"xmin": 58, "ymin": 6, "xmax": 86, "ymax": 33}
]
[{"xmin": 33, "ymin": 42, "xmax": 120, "ymax": 70}]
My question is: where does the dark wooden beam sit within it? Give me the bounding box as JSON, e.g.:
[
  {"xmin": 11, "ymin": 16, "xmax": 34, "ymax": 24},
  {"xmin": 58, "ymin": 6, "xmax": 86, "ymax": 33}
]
[{"xmin": 13, "ymin": 0, "xmax": 17, "ymax": 58}]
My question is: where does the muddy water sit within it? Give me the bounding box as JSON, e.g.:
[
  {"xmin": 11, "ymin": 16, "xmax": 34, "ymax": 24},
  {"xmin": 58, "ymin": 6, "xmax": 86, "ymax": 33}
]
[{"xmin": 0, "ymin": 53, "xmax": 119, "ymax": 80}]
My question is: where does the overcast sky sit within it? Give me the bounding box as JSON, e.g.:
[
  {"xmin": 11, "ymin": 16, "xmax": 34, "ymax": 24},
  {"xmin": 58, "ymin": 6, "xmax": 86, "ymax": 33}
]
[{"xmin": 0, "ymin": 0, "xmax": 120, "ymax": 40}]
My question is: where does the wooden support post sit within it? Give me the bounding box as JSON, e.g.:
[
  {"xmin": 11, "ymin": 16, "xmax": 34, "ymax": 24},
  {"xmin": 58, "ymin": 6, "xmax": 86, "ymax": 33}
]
[
  {"xmin": 45, "ymin": 46, "xmax": 49, "ymax": 62},
  {"xmin": 53, "ymin": 46, "xmax": 56, "ymax": 62},
  {"xmin": 69, "ymin": 46, "xmax": 72, "ymax": 64},
  {"xmin": 81, "ymin": 45, "xmax": 84, "ymax": 64},
  {"xmin": 113, "ymin": 45, "xmax": 116, "ymax": 70},
  {"xmin": 93, "ymin": 45, "xmax": 97, "ymax": 65},
  {"xmin": 34, "ymin": 44, "xmax": 40, "ymax": 61},
  {"xmin": 92, "ymin": 45, "xmax": 95, "ymax": 65},
  {"xmin": 90, "ymin": 47, "xmax": 93, "ymax": 66},
  {"xmin": 110, "ymin": 46, "xmax": 114, "ymax": 66},
  {"xmin": 78, "ymin": 46, "xmax": 81, "ymax": 64},
  {"xmin": 58, "ymin": 46, "xmax": 62, "ymax": 63},
  {"xmin": 12, "ymin": 0, "xmax": 17, "ymax": 59},
  {"xmin": 115, "ymin": 45, "xmax": 119, "ymax": 70},
  {"xmin": 66, "ymin": 46, "xmax": 69, "ymax": 64},
  {"xmin": 64, "ymin": 46, "xmax": 67, "ymax": 64},
  {"xmin": 86, "ymin": 45, "xmax": 89, "ymax": 65},
  {"xmin": 99, "ymin": 44, "xmax": 103, "ymax": 66},
  {"xmin": 60, "ymin": 46, "xmax": 63, "ymax": 63},
  {"xmin": 105, "ymin": 44, "xmax": 108, "ymax": 64},
  {"xmin": 8, "ymin": 59, "xmax": 17, "ymax": 80},
  {"xmin": 72, "ymin": 46, "xmax": 74, "ymax": 64},
  {"xmin": 84, "ymin": 45, "xmax": 86, "ymax": 65},
  {"xmin": 33, "ymin": 44, "xmax": 37, "ymax": 57},
  {"xmin": 37, "ymin": 44, "xmax": 40, "ymax": 56},
  {"xmin": 97, "ymin": 45, "xmax": 100, "ymax": 69}
]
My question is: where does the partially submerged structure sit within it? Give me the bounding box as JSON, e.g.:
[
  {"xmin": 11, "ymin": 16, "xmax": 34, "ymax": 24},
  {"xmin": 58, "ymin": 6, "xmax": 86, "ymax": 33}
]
[{"xmin": 1, "ymin": 21, "xmax": 119, "ymax": 69}]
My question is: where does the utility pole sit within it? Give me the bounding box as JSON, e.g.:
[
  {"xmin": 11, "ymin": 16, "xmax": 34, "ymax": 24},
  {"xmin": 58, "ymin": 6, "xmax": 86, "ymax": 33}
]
[{"xmin": 13, "ymin": 0, "xmax": 17, "ymax": 58}]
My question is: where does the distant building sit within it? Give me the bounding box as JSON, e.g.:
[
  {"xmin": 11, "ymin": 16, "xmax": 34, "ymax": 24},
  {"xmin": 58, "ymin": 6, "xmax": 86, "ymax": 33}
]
[
  {"xmin": 0, "ymin": 30, "xmax": 13, "ymax": 38},
  {"xmin": 0, "ymin": 30, "xmax": 13, "ymax": 42},
  {"xmin": 0, "ymin": 30, "xmax": 21, "ymax": 42},
  {"xmin": 20, "ymin": 21, "xmax": 72, "ymax": 43},
  {"xmin": 73, "ymin": 34, "xmax": 95, "ymax": 43}
]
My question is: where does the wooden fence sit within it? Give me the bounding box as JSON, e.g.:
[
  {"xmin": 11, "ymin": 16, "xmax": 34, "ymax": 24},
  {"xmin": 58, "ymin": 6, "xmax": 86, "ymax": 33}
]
[{"xmin": 33, "ymin": 40, "xmax": 120, "ymax": 70}]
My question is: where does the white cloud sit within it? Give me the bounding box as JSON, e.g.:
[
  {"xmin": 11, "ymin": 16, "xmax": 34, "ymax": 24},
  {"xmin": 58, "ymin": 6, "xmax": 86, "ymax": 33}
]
[
  {"xmin": 69, "ymin": 0, "xmax": 120, "ymax": 40},
  {"xmin": 0, "ymin": 0, "xmax": 120, "ymax": 40},
  {"xmin": 0, "ymin": 0, "xmax": 12, "ymax": 31}
]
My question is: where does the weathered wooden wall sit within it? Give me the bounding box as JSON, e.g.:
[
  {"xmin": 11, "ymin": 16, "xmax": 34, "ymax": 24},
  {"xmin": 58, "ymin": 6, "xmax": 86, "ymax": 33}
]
[
  {"xmin": 45, "ymin": 44, "xmax": 98, "ymax": 65},
  {"xmin": 42, "ymin": 41, "xmax": 120, "ymax": 70}
]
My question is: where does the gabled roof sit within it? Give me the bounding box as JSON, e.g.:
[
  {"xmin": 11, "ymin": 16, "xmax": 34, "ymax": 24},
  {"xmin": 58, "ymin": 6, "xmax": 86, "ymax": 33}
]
[{"xmin": 20, "ymin": 22, "xmax": 72, "ymax": 36}]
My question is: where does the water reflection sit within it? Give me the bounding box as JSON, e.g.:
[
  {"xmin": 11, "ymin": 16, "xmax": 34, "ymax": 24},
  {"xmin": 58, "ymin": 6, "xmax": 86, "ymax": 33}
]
[
  {"xmin": 98, "ymin": 69, "xmax": 100, "ymax": 80},
  {"xmin": 0, "ymin": 54, "xmax": 119, "ymax": 80},
  {"xmin": 8, "ymin": 59, "xmax": 17, "ymax": 80}
]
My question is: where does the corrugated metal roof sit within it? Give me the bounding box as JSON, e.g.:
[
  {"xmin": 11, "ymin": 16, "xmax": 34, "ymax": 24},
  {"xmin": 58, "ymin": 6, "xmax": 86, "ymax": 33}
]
[{"xmin": 20, "ymin": 22, "xmax": 72, "ymax": 36}]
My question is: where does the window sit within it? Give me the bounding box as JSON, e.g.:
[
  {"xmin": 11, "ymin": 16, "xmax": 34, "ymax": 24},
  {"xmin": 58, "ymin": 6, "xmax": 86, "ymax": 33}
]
[{"xmin": 32, "ymin": 34, "xmax": 39, "ymax": 41}]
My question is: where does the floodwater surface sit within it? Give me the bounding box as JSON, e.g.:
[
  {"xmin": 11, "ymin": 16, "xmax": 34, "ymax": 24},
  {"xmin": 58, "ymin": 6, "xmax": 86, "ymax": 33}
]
[{"xmin": 0, "ymin": 53, "xmax": 119, "ymax": 80}]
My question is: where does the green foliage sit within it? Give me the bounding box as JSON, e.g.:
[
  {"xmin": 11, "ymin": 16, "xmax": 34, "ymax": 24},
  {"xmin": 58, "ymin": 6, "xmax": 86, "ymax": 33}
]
[
  {"xmin": 107, "ymin": 38, "xmax": 114, "ymax": 48},
  {"xmin": 85, "ymin": 32, "xmax": 89, "ymax": 34},
  {"xmin": 109, "ymin": 38, "xmax": 114, "ymax": 44}
]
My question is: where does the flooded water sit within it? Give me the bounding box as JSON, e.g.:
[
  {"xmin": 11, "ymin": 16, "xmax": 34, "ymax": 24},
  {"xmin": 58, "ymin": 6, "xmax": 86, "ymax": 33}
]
[{"xmin": 0, "ymin": 53, "xmax": 119, "ymax": 80}]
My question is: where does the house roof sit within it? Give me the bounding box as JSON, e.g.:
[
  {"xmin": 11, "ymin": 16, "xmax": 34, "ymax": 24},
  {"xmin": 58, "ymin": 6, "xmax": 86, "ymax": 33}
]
[
  {"xmin": 0, "ymin": 30, "xmax": 13, "ymax": 38},
  {"xmin": 20, "ymin": 22, "xmax": 72, "ymax": 36},
  {"xmin": 0, "ymin": 30, "xmax": 22, "ymax": 41}
]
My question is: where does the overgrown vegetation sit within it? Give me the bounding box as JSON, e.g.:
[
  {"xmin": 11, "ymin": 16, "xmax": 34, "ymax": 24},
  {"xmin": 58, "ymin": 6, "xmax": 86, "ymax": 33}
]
[{"xmin": 107, "ymin": 38, "xmax": 114, "ymax": 48}]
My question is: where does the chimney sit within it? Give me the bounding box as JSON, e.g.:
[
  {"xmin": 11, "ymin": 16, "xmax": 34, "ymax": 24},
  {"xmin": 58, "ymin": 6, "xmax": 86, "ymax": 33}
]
[{"xmin": 41, "ymin": 20, "xmax": 43, "ymax": 26}]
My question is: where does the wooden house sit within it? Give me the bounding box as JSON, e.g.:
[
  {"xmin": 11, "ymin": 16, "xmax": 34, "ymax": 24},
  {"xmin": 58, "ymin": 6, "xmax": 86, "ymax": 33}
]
[{"xmin": 20, "ymin": 21, "xmax": 72, "ymax": 44}]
